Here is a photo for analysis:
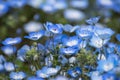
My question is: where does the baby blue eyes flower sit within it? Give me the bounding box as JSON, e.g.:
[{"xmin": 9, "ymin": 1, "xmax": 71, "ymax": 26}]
[
  {"xmin": 27, "ymin": 76, "xmax": 44, "ymax": 80},
  {"xmin": 7, "ymin": 0, "xmax": 27, "ymax": 8},
  {"xmin": 60, "ymin": 47, "xmax": 78, "ymax": 55},
  {"xmin": 36, "ymin": 66, "xmax": 60, "ymax": 78},
  {"xmin": 45, "ymin": 22, "xmax": 63, "ymax": 34},
  {"xmin": 62, "ymin": 36, "xmax": 80, "ymax": 47},
  {"xmin": 86, "ymin": 16, "xmax": 100, "ymax": 25},
  {"xmin": 64, "ymin": 9, "xmax": 85, "ymax": 21},
  {"xmin": 116, "ymin": 34, "xmax": 120, "ymax": 42},
  {"xmin": 24, "ymin": 30, "xmax": 44, "ymax": 40},
  {"xmin": 68, "ymin": 67, "xmax": 82, "ymax": 78},
  {"xmin": 89, "ymin": 35, "xmax": 109, "ymax": 48},
  {"xmin": 62, "ymin": 24, "xmax": 79, "ymax": 33},
  {"xmin": 1, "ymin": 45, "xmax": 16, "ymax": 55},
  {"xmin": 10, "ymin": 71, "xmax": 26, "ymax": 80},
  {"xmin": 70, "ymin": 0, "xmax": 88, "ymax": 9},
  {"xmin": 76, "ymin": 28, "xmax": 93, "ymax": 39},
  {"xmin": 2, "ymin": 37, "xmax": 22, "ymax": 45},
  {"xmin": 4, "ymin": 62, "xmax": 15, "ymax": 71},
  {"xmin": 0, "ymin": 2, "xmax": 9, "ymax": 16},
  {"xmin": 24, "ymin": 21, "xmax": 43, "ymax": 33},
  {"xmin": 97, "ymin": 59, "xmax": 115, "ymax": 72}
]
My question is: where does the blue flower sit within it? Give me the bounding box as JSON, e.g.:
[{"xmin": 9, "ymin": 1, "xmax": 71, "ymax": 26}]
[
  {"xmin": 55, "ymin": 76, "xmax": 68, "ymax": 80},
  {"xmin": 36, "ymin": 66, "xmax": 60, "ymax": 78},
  {"xmin": 0, "ymin": 2, "xmax": 9, "ymax": 16},
  {"xmin": 70, "ymin": 0, "xmax": 88, "ymax": 9},
  {"xmin": 62, "ymin": 24, "xmax": 79, "ymax": 33},
  {"xmin": 24, "ymin": 21, "xmax": 43, "ymax": 33},
  {"xmin": 27, "ymin": 76, "xmax": 44, "ymax": 80},
  {"xmin": 89, "ymin": 35, "xmax": 109, "ymax": 48},
  {"xmin": 58, "ymin": 55, "xmax": 68, "ymax": 65},
  {"xmin": 60, "ymin": 47, "xmax": 78, "ymax": 55},
  {"xmin": 64, "ymin": 9, "xmax": 85, "ymax": 21},
  {"xmin": 86, "ymin": 16, "xmax": 100, "ymax": 25},
  {"xmin": 76, "ymin": 27, "xmax": 93, "ymax": 39},
  {"xmin": 7, "ymin": 0, "xmax": 27, "ymax": 8},
  {"xmin": 102, "ymin": 73, "xmax": 116, "ymax": 80},
  {"xmin": 10, "ymin": 71, "xmax": 26, "ymax": 80},
  {"xmin": 62, "ymin": 36, "xmax": 80, "ymax": 47},
  {"xmin": 17, "ymin": 45, "xmax": 30, "ymax": 62},
  {"xmin": 0, "ymin": 64, "xmax": 4, "ymax": 72},
  {"xmin": 54, "ymin": 1, "xmax": 67, "ymax": 10},
  {"xmin": 24, "ymin": 30, "xmax": 44, "ymax": 40},
  {"xmin": 116, "ymin": 34, "xmax": 120, "ymax": 42},
  {"xmin": 1, "ymin": 45, "xmax": 16, "ymax": 55},
  {"xmin": 68, "ymin": 67, "xmax": 82, "ymax": 78},
  {"xmin": 44, "ymin": 22, "xmax": 63, "ymax": 34},
  {"xmin": 2, "ymin": 37, "xmax": 22, "ymax": 45},
  {"xmin": 94, "ymin": 27, "xmax": 114, "ymax": 39},
  {"xmin": 0, "ymin": 55, "xmax": 6, "ymax": 64},
  {"xmin": 97, "ymin": 59, "xmax": 115, "ymax": 72},
  {"xmin": 4, "ymin": 62, "xmax": 15, "ymax": 71}
]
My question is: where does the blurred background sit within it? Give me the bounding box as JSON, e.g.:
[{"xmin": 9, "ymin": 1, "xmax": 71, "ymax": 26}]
[{"xmin": 0, "ymin": 0, "xmax": 120, "ymax": 42}]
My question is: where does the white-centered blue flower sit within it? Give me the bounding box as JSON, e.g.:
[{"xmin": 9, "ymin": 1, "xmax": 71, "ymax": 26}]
[
  {"xmin": 64, "ymin": 9, "xmax": 85, "ymax": 21},
  {"xmin": 10, "ymin": 71, "xmax": 26, "ymax": 80},
  {"xmin": 4, "ymin": 62, "xmax": 15, "ymax": 71},
  {"xmin": 44, "ymin": 22, "xmax": 63, "ymax": 34},
  {"xmin": 1, "ymin": 45, "xmax": 16, "ymax": 55},
  {"xmin": 2, "ymin": 37, "xmax": 22, "ymax": 45},
  {"xmin": 70, "ymin": 0, "xmax": 88, "ymax": 9},
  {"xmin": 62, "ymin": 36, "xmax": 80, "ymax": 47},
  {"xmin": 60, "ymin": 47, "xmax": 78, "ymax": 55},
  {"xmin": 24, "ymin": 21, "xmax": 43, "ymax": 33},
  {"xmin": 68, "ymin": 67, "xmax": 82, "ymax": 78},
  {"xmin": 7, "ymin": 0, "xmax": 27, "ymax": 8},
  {"xmin": 0, "ymin": 2, "xmax": 9, "ymax": 16},
  {"xmin": 24, "ymin": 30, "xmax": 44, "ymax": 40},
  {"xmin": 86, "ymin": 16, "xmax": 100, "ymax": 25},
  {"xmin": 97, "ymin": 0, "xmax": 113, "ymax": 8}
]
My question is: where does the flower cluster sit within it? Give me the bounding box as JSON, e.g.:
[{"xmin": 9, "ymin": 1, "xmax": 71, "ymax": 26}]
[{"xmin": 0, "ymin": 17, "xmax": 120, "ymax": 80}]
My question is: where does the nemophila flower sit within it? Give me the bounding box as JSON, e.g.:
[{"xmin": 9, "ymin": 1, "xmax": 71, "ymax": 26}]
[
  {"xmin": 89, "ymin": 35, "xmax": 109, "ymax": 48},
  {"xmin": 7, "ymin": 0, "xmax": 27, "ymax": 8},
  {"xmin": 58, "ymin": 55, "xmax": 68, "ymax": 65},
  {"xmin": 2, "ymin": 37, "xmax": 22, "ymax": 45},
  {"xmin": 0, "ymin": 2, "xmax": 9, "ymax": 16},
  {"xmin": 24, "ymin": 21, "xmax": 43, "ymax": 33},
  {"xmin": 86, "ymin": 16, "xmax": 100, "ymax": 25},
  {"xmin": 36, "ymin": 66, "xmax": 60, "ymax": 78},
  {"xmin": 97, "ymin": 59, "xmax": 115, "ymax": 72},
  {"xmin": 60, "ymin": 47, "xmax": 78, "ymax": 55},
  {"xmin": 69, "ymin": 57, "xmax": 76, "ymax": 64},
  {"xmin": 68, "ymin": 67, "xmax": 82, "ymax": 78},
  {"xmin": 0, "ymin": 55, "xmax": 6, "ymax": 64},
  {"xmin": 96, "ymin": 0, "xmax": 113, "ymax": 9},
  {"xmin": 55, "ymin": 76, "xmax": 68, "ymax": 80},
  {"xmin": 27, "ymin": 76, "xmax": 44, "ymax": 80},
  {"xmin": 27, "ymin": 0, "xmax": 44, "ymax": 8},
  {"xmin": 44, "ymin": 22, "xmax": 63, "ymax": 34},
  {"xmin": 76, "ymin": 27, "xmax": 93, "ymax": 39},
  {"xmin": 10, "ymin": 71, "xmax": 26, "ymax": 80},
  {"xmin": 70, "ymin": 0, "xmax": 88, "ymax": 9},
  {"xmin": 116, "ymin": 34, "xmax": 120, "ymax": 42},
  {"xmin": 62, "ymin": 24, "xmax": 79, "ymax": 33},
  {"xmin": 0, "ymin": 64, "xmax": 4, "ymax": 71},
  {"xmin": 4, "ymin": 62, "xmax": 15, "ymax": 71},
  {"xmin": 24, "ymin": 30, "xmax": 44, "ymax": 40},
  {"xmin": 62, "ymin": 36, "xmax": 80, "ymax": 47},
  {"xmin": 102, "ymin": 73, "xmax": 116, "ymax": 80},
  {"xmin": 78, "ymin": 40, "xmax": 87, "ymax": 49},
  {"xmin": 94, "ymin": 27, "xmax": 114, "ymax": 39},
  {"xmin": 90, "ymin": 71, "xmax": 102, "ymax": 80},
  {"xmin": 17, "ymin": 45, "xmax": 30, "ymax": 62},
  {"xmin": 1, "ymin": 45, "xmax": 16, "ymax": 56},
  {"xmin": 64, "ymin": 9, "xmax": 85, "ymax": 21},
  {"xmin": 54, "ymin": 1, "xmax": 67, "ymax": 10}
]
